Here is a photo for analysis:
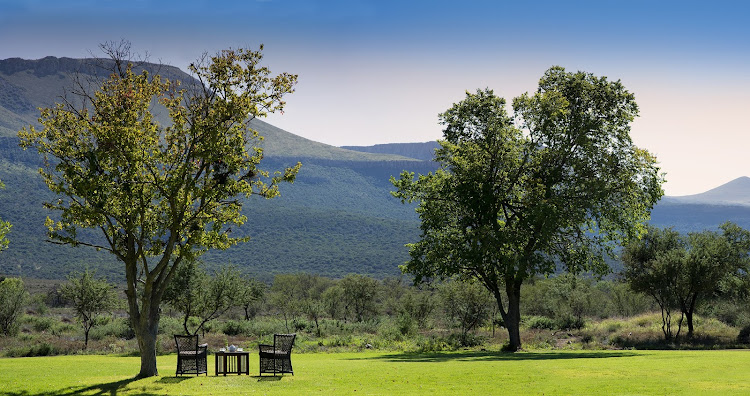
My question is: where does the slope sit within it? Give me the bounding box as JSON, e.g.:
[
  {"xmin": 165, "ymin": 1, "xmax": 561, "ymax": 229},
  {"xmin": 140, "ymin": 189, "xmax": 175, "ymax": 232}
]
[{"xmin": 0, "ymin": 56, "xmax": 432, "ymax": 281}]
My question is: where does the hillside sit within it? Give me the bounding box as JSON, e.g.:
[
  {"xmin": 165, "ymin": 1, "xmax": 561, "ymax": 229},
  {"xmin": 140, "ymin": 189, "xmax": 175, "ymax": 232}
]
[
  {"xmin": 341, "ymin": 141, "xmax": 441, "ymax": 161},
  {"xmin": 663, "ymin": 176, "xmax": 750, "ymax": 207},
  {"xmin": 0, "ymin": 57, "xmax": 434, "ymax": 281}
]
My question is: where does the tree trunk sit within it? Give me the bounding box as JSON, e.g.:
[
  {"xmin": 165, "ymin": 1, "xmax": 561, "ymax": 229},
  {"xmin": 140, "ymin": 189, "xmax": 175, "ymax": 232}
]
[
  {"xmin": 685, "ymin": 294, "xmax": 698, "ymax": 337},
  {"xmin": 133, "ymin": 306, "xmax": 161, "ymax": 378},
  {"xmin": 505, "ymin": 281, "xmax": 522, "ymax": 351}
]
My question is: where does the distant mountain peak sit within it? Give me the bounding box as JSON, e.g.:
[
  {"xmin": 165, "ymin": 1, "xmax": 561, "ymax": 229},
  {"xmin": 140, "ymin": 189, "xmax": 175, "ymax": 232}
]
[{"xmin": 668, "ymin": 176, "xmax": 750, "ymax": 206}]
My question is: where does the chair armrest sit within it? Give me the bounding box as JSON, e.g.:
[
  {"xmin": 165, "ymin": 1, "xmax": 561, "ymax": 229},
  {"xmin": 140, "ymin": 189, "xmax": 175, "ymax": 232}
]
[
  {"xmin": 198, "ymin": 344, "xmax": 208, "ymax": 354},
  {"xmin": 259, "ymin": 344, "xmax": 274, "ymax": 353}
]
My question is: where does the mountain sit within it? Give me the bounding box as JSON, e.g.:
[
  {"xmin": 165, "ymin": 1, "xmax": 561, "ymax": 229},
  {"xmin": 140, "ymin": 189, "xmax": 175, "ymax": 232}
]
[
  {"xmin": 2, "ymin": 56, "xmax": 750, "ymax": 282},
  {"xmin": 0, "ymin": 56, "xmax": 436, "ymax": 282},
  {"xmin": 647, "ymin": 177, "xmax": 750, "ymax": 233},
  {"xmin": 341, "ymin": 142, "xmax": 441, "ymax": 161},
  {"xmin": 662, "ymin": 176, "xmax": 750, "ymax": 206}
]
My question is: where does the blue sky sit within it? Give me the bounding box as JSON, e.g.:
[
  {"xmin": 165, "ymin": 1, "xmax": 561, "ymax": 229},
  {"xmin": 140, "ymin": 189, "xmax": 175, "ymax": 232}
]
[{"xmin": 1, "ymin": 0, "xmax": 749, "ymax": 195}]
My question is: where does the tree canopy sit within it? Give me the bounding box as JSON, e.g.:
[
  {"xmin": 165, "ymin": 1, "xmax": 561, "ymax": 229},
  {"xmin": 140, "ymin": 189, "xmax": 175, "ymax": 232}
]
[
  {"xmin": 392, "ymin": 66, "xmax": 663, "ymax": 350},
  {"xmin": 18, "ymin": 42, "xmax": 299, "ymax": 377}
]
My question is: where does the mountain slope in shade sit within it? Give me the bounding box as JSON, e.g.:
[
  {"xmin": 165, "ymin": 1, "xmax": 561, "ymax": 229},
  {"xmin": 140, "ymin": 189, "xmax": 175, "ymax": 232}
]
[
  {"xmin": 665, "ymin": 176, "xmax": 750, "ymax": 206},
  {"xmin": 341, "ymin": 142, "xmax": 441, "ymax": 161},
  {"xmin": 0, "ymin": 56, "xmax": 416, "ymax": 163}
]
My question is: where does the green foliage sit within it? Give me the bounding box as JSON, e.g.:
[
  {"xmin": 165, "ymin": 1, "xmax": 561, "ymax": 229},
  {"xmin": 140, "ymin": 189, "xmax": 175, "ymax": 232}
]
[
  {"xmin": 392, "ymin": 67, "xmax": 664, "ymax": 350},
  {"xmin": 0, "ymin": 277, "xmax": 28, "ymax": 335},
  {"xmin": 60, "ymin": 269, "xmax": 119, "ymax": 348}
]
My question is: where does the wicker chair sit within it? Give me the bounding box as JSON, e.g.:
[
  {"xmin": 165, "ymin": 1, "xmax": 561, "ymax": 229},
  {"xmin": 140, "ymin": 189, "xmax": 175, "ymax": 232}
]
[
  {"xmin": 174, "ymin": 334, "xmax": 208, "ymax": 376},
  {"xmin": 259, "ymin": 333, "xmax": 296, "ymax": 376}
]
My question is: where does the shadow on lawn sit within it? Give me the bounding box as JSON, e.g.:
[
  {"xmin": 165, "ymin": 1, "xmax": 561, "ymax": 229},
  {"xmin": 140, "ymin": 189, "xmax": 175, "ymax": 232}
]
[
  {"xmin": 4, "ymin": 377, "xmax": 148, "ymax": 396},
  {"xmin": 358, "ymin": 350, "xmax": 640, "ymax": 363}
]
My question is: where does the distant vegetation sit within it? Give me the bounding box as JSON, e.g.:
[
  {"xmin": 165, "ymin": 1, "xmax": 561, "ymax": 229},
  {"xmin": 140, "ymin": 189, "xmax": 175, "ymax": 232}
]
[{"xmin": 2, "ymin": 270, "xmax": 750, "ymax": 359}]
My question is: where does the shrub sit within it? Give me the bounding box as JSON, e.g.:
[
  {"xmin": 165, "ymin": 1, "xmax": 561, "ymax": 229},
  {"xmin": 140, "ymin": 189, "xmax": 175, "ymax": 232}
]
[
  {"xmin": 0, "ymin": 277, "xmax": 28, "ymax": 336},
  {"xmin": 222, "ymin": 320, "xmax": 250, "ymax": 336},
  {"xmin": 737, "ymin": 325, "xmax": 750, "ymax": 344},
  {"xmin": 89, "ymin": 317, "xmax": 134, "ymax": 340},
  {"xmin": 23, "ymin": 315, "xmax": 55, "ymax": 333},
  {"xmin": 555, "ymin": 314, "xmax": 585, "ymax": 331},
  {"xmin": 525, "ymin": 316, "xmax": 556, "ymax": 330}
]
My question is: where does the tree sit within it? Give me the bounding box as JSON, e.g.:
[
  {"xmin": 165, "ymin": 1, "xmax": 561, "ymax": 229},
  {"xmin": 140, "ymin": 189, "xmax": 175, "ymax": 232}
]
[
  {"xmin": 0, "ymin": 277, "xmax": 28, "ymax": 336},
  {"xmin": 60, "ymin": 269, "xmax": 119, "ymax": 349},
  {"xmin": 18, "ymin": 42, "xmax": 299, "ymax": 377},
  {"xmin": 392, "ymin": 67, "xmax": 663, "ymax": 350},
  {"xmin": 623, "ymin": 226, "xmax": 687, "ymax": 341},
  {"xmin": 163, "ymin": 261, "xmax": 241, "ymax": 335},
  {"xmin": 270, "ymin": 273, "xmax": 304, "ymax": 331},
  {"xmin": 439, "ymin": 279, "xmax": 492, "ymax": 345},
  {"xmin": 340, "ymin": 274, "xmax": 380, "ymax": 322},
  {"xmin": 624, "ymin": 223, "xmax": 750, "ymax": 340},
  {"xmin": 0, "ymin": 178, "xmax": 10, "ymax": 252},
  {"xmin": 684, "ymin": 223, "xmax": 750, "ymax": 336},
  {"xmin": 321, "ymin": 284, "xmax": 346, "ymax": 321},
  {"xmin": 236, "ymin": 277, "xmax": 266, "ymax": 321}
]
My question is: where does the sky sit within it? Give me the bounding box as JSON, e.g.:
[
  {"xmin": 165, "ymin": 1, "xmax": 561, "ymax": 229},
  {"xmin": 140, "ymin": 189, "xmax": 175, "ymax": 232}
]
[{"xmin": 1, "ymin": 0, "xmax": 749, "ymax": 196}]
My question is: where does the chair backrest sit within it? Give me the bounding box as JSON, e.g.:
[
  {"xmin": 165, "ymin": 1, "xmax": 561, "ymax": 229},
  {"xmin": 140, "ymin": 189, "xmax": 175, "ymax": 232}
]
[
  {"xmin": 274, "ymin": 333, "xmax": 296, "ymax": 353},
  {"xmin": 174, "ymin": 334, "xmax": 198, "ymax": 353}
]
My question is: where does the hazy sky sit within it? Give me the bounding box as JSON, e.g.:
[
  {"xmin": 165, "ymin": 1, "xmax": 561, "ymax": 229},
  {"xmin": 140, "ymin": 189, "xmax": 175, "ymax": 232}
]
[{"xmin": 1, "ymin": 0, "xmax": 748, "ymax": 195}]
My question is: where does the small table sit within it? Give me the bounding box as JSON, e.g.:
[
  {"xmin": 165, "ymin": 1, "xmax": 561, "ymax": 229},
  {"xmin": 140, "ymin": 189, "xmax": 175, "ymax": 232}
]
[{"xmin": 215, "ymin": 350, "xmax": 250, "ymax": 376}]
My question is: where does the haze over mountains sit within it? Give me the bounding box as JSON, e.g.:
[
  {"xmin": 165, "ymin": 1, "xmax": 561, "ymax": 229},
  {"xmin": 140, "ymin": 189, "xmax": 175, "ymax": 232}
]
[{"xmin": 1, "ymin": 56, "xmax": 749, "ymax": 281}]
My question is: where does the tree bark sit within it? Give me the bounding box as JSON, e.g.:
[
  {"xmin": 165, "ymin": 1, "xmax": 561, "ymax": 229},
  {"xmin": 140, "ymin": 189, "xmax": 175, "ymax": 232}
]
[
  {"xmin": 133, "ymin": 303, "xmax": 161, "ymax": 378},
  {"xmin": 505, "ymin": 281, "xmax": 523, "ymax": 351},
  {"xmin": 685, "ymin": 294, "xmax": 698, "ymax": 337}
]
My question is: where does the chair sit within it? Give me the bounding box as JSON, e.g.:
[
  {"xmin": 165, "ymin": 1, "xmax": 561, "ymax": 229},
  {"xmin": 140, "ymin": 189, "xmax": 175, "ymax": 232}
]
[
  {"xmin": 174, "ymin": 334, "xmax": 208, "ymax": 376},
  {"xmin": 259, "ymin": 333, "xmax": 296, "ymax": 376}
]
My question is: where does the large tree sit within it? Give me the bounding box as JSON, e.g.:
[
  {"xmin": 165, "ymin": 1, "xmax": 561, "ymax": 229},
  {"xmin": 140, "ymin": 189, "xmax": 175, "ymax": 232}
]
[
  {"xmin": 392, "ymin": 67, "xmax": 663, "ymax": 350},
  {"xmin": 19, "ymin": 42, "xmax": 299, "ymax": 377}
]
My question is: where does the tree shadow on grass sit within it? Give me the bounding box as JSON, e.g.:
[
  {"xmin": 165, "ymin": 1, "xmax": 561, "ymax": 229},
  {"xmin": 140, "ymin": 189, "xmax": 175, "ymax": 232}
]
[
  {"xmin": 356, "ymin": 350, "xmax": 641, "ymax": 363},
  {"xmin": 4, "ymin": 377, "xmax": 153, "ymax": 396},
  {"xmin": 157, "ymin": 376, "xmax": 193, "ymax": 384},
  {"xmin": 254, "ymin": 375, "xmax": 283, "ymax": 382}
]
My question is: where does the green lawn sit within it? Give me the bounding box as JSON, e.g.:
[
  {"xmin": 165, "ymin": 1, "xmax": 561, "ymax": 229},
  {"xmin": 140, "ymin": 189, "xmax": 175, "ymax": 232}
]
[{"xmin": 2, "ymin": 349, "xmax": 750, "ymax": 395}]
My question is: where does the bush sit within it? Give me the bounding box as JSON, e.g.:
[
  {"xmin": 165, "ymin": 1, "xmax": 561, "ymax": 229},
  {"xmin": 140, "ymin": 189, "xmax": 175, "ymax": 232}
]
[
  {"xmin": 555, "ymin": 314, "xmax": 585, "ymax": 331},
  {"xmin": 737, "ymin": 325, "xmax": 750, "ymax": 344},
  {"xmin": 525, "ymin": 316, "xmax": 556, "ymax": 330},
  {"xmin": 89, "ymin": 317, "xmax": 134, "ymax": 340},
  {"xmin": 0, "ymin": 277, "xmax": 28, "ymax": 336},
  {"xmin": 6, "ymin": 342, "xmax": 59, "ymax": 357},
  {"xmin": 23, "ymin": 315, "xmax": 55, "ymax": 333},
  {"xmin": 222, "ymin": 320, "xmax": 251, "ymax": 336},
  {"xmin": 446, "ymin": 332, "xmax": 484, "ymax": 348}
]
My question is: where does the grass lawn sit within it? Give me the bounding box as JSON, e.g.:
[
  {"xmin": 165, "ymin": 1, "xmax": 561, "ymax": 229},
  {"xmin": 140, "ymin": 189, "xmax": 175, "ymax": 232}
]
[{"xmin": 2, "ymin": 349, "xmax": 750, "ymax": 395}]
